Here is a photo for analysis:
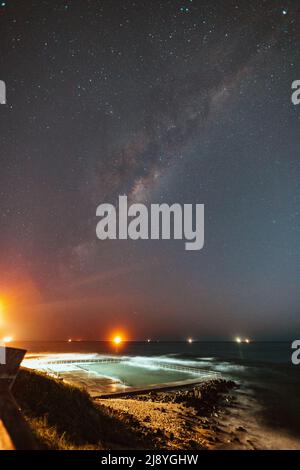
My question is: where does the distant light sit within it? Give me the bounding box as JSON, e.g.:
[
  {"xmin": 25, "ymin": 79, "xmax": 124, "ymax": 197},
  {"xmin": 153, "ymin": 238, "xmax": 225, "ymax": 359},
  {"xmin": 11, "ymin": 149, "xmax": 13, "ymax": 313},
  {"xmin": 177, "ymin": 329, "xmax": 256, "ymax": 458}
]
[
  {"xmin": 187, "ymin": 337, "xmax": 193, "ymax": 344},
  {"xmin": 147, "ymin": 339, "xmax": 151, "ymax": 343},
  {"xmin": 113, "ymin": 335, "xmax": 122, "ymax": 345},
  {"xmin": 3, "ymin": 336, "xmax": 13, "ymax": 344},
  {"xmin": 245, "ymin": 338, "xmax": 250, "ymax": 344},
  {"xmin": 282, "ymin": 9, "xmax": 288, "ymax": 16},
  {"xmin": 68, "ymin": 339, "xmax": 72, "ymax": 343},
  {"xmin": 236, "ymin": 337, "xmax": 242, "ymax": 344}
]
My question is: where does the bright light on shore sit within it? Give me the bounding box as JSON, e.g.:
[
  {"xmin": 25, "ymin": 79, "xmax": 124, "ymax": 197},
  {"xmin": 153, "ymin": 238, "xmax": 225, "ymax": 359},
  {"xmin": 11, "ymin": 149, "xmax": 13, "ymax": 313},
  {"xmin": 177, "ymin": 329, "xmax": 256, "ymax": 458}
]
[
  {"xmin": 113, "ymin": 335, "xmax": 122, "ymax": 345},
  {"xmin": 187, "ymin": 338, "xmax": 193, "ymax": 344},
  {"xmin": 236, "ymin": 337, "xmax": 251, "ymax": 344},
  {"xmin": 68, "ymin": 339, "xmax": 72, "ymax": 343},
  {"xmin": 2, "ymin": 336, "xmax": 13, "ymax": 344}
]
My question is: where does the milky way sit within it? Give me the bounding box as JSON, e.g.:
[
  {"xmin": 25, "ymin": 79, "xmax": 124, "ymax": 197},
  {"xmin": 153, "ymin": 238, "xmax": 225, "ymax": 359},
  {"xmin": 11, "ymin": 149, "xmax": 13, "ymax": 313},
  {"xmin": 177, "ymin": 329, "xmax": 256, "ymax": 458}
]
[{"xmin": 0, "ymin": 1, "xmax": 299, "ymax": 340}]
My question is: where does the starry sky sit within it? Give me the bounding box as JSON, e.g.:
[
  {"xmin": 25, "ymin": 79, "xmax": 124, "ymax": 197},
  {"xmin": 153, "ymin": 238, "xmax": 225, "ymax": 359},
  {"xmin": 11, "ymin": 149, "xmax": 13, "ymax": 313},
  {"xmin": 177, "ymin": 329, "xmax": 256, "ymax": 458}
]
[{"xmin": 0, "ymin": 0, "xmax": 299, "ymax": 341}]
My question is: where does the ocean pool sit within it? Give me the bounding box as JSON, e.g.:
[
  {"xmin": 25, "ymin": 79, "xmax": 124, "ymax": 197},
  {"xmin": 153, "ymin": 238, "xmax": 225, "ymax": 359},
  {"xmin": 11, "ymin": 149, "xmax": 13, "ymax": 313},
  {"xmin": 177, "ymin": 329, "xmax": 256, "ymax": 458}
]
[{"xmin": 80, "ymin": 362, "xmax": 198, "ymax": 387}]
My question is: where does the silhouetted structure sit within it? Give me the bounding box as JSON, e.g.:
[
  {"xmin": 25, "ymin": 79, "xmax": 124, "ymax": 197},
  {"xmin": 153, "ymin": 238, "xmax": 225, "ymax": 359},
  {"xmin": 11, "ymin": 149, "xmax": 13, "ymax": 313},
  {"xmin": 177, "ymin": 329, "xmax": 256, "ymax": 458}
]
[{"xmin": 0, "ymin": 347, "xmax": 37, "ymax": 450}]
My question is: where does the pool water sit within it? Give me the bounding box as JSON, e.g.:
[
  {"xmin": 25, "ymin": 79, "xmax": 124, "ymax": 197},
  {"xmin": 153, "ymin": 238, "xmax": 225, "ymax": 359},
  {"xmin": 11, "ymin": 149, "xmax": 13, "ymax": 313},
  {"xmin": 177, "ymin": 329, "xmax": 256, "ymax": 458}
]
[{"xmin": 79, "ymin": 362, "xmax": 198, "ymax": 387}]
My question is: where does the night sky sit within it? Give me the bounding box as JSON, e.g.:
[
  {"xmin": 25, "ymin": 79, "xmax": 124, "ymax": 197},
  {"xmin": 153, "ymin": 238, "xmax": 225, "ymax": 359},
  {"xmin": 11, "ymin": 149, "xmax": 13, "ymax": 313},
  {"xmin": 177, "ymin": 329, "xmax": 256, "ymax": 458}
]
[{"xmin": 0, "ymin": 0, "xmax": 299, "ymax": 341}]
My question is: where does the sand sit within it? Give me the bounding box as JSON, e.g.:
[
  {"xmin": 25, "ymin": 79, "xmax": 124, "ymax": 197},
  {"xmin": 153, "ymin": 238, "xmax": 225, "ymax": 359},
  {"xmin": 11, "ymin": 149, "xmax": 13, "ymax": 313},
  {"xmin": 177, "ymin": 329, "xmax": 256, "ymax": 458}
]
[
  {"xmin": 95, "ymin": 380, "xmax": 240, "ymax": 450},
  {"xmin": 96, "ymin": 383, "xmax": 300, "ymax": 450},
  {"xmin": 98, "ymin": 397, "xmax": 212, "ymax": 449}
]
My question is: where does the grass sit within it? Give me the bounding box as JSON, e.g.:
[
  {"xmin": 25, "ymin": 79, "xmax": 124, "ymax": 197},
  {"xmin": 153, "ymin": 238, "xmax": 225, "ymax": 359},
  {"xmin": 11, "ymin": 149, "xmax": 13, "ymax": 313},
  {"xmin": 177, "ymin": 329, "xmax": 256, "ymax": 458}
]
[{"xmin": 12, "ymin": 368, "xmax": 150, "ymax": 450}]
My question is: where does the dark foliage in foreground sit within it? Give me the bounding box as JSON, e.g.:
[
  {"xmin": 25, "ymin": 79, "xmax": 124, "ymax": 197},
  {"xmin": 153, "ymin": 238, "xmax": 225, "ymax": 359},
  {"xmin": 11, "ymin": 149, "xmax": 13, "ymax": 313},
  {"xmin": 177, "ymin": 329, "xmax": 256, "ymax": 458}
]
[{"xmin": 12, "ymin": 368, "xmax": 149, "ymax": 450}]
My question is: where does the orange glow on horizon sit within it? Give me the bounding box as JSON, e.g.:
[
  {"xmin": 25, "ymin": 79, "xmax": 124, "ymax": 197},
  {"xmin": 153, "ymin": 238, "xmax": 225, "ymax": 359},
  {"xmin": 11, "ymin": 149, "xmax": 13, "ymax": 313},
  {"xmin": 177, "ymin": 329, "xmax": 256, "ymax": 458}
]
[
  {"xmin": 109, "ymin": 329, "xmax": 128, "ymax": 349},
  {"xmin": 109, "ymin": 327, "xmax": 128, "ymax": 344},
  {"xmin": 113, "ymin": 335, "xmax": 122, "ymax": 345}
]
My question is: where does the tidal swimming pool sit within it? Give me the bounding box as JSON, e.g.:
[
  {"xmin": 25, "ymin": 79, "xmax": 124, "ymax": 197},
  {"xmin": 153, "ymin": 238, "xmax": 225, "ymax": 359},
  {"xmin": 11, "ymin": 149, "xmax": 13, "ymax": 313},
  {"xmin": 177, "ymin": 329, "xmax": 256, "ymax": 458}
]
[{"xmin": 78, "ymin": 362, "xmax": 198, "ymax": 387}]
